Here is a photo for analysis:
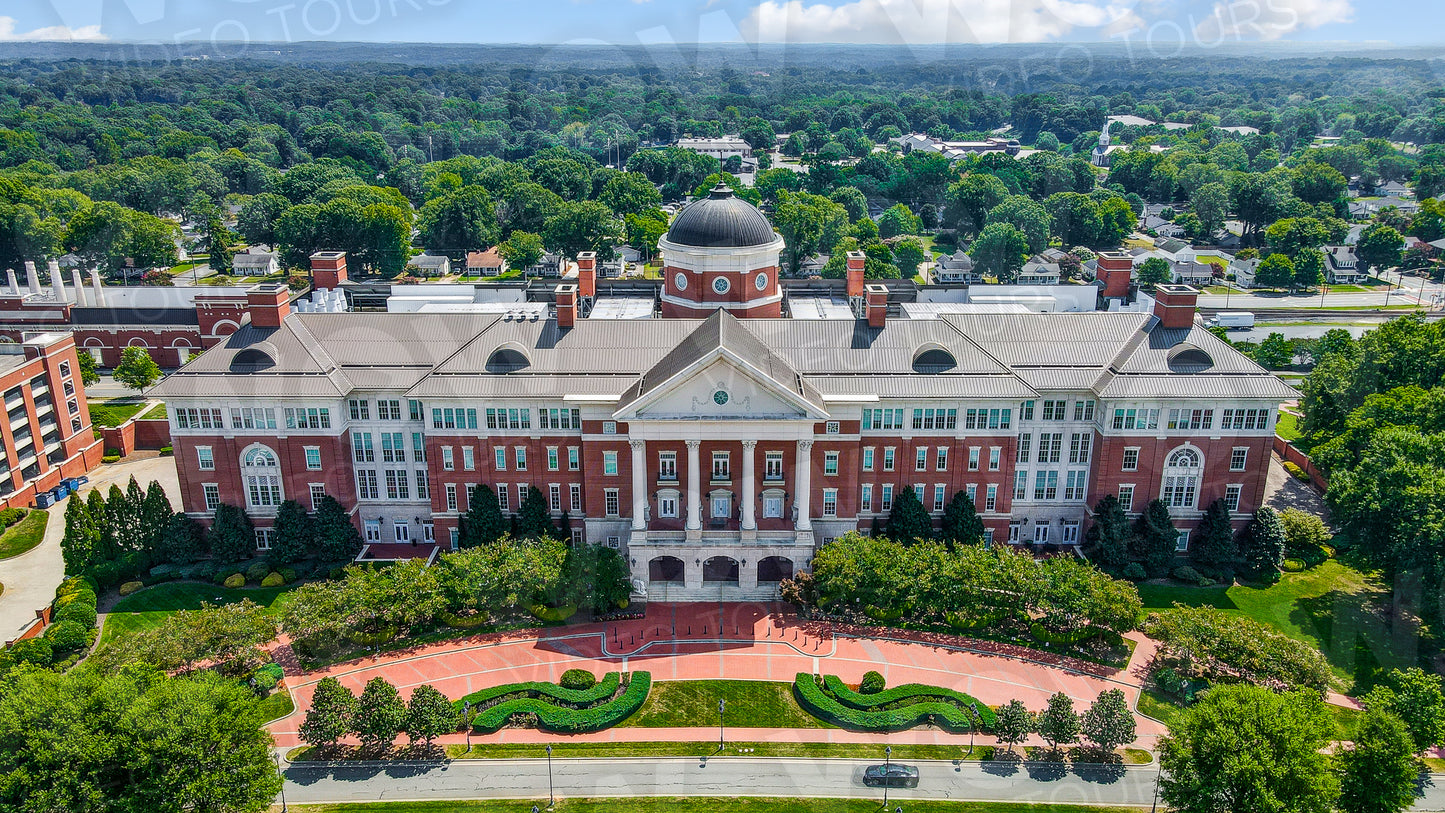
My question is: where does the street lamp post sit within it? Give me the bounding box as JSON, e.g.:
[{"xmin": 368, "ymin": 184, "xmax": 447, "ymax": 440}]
[
  {"xmin": 272, "ymin": 753, "xmax": 287, "ymax": 813},
  {"xmin": 883, "ymin": 745, "xmax": 892, "ymax": 809},
  {"xmin": 464, "ymin": 701, "xmax": 471, "ymax": 753},
  {"xmin": 719, "ymin": 699, "xmax": 726, "ymax": 750},
  {"xmin": 967, "ymin": 702, "xmax": 980, "ymax": 757},
  {"xmin": 546, "ymin": 744, "xmax": 554, "ymax": 809}
]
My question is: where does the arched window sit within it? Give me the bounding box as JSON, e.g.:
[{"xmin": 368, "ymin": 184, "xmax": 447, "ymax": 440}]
[
  {"xmin": 242, "ymin": 445, "xmax": 282, "ymax": 509},
  {"xmin": 1162, "ymin": 447, "xmax": 1201, "ymax": 509}
]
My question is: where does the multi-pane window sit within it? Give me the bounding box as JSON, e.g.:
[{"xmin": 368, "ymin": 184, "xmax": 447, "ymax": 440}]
[
  {"xmin": 822, "ymin": 489, "xmax": 838, "ymax": 518},
  {"xmin": 255, "ymin": 530, "xmax": 275, "ymax": 551},
  {"xmin": 348, "ymin": 399, "xmax": 370, "ymax": 420},
  {"xmin": 1068, "ymin": 433, "xmax": 1092, "ymax": 465},
  {"xmin": 231, "ymin": 407, "xmax": 277, "ymax": 429},
  {"xmin": 985, "ymin": 484, "xmax": 997, "ymax": 512},
  {"xmin": 570, "ymin": 484, "xmax": 582, "ymax": 512},
  {"xmin": 1118, "ymin": 485, "xmax": 1135, "ymax": 512},
  {"xmin": 1111, "ymin": 408, "xmax": 1160, "ymax": 430},
  {"xmin": 412, "ymin": 433, "xmax": 426, "ymax": 463},
  {"xmin": 462, "ymin": 447, "xmax": 475, "ymax": 471},
  {"xmin": 1162, "ymin": 448, "xmax": 1202, "ymax": 508},
  {"xmin": 305, "ymin": 446, "xmax": 322, "ymax": 470},
  {"xmin": 445, "ymin": 484, "xmax": 458, "ymax": 512},
  {"xmin": 860, "ymin": 484, "xmax": 873, "ymax": 513},
  {"xmin": 968, "ymin": 447, "xmax": 980, "ymax": 471},
  {"xmin": 1230, "ymin": 448, "xmax": 1249, "ymax": 471},
  {"xmin": 1176, "ymin": 531, "xmax": 1191, "ymax": 552},
  {"xmin": 604, "ymin": 489, "xmax": 620, "ymax": 517},
  {"xmin": 377, "ymin": 399, "xmax": 402, "ymax": 420},
  {"xmin": 496, "ymin": 485, "xmax": 509, "ymax": 512},
  {"xmin": 309, "ymin": 484, "xmax": 327, "ymax": 511},
  {"xmin": 862, "ymin": 408, "xmax": 906, "ymax": 430},
  {"xmin": 1065, "ymin": 471, "xmax": 1088, "ymax": 501},
  {"xmin": 712, "ymin": 452, "xmax": 730, "ymax": 479},
  {"xmin": 911, "ymin": 408, "xmax": 958, "ymax": 431},
  {"xmin": 352, "ymin": 432, "xmax": 374, "ymax": 463},
  {"xmin": 442, "ymin": 447, "xmax": 455, "ymax": 471},
  {"xmin": 937, "ymin": 448, "xmax": 949, "ymax": 471},
  {"xmin": 1014, "ymin": 471, "xmax": 1028, "ymax": 500},
  {"xmin": 176, "ymin": 407, "xmax": 225, "ymax": 429},
  {"xmin": 384, "ymin": 470, "xmax": 410, "ymax": 500},
  {"xmin": 1020, "ymin": 401, "xmax": 1035, "ymax": 421},
  {"xmin": 197, "ymin": 446, "xmax": 214, "ymax": 471},
  {"xmin": 494, "ymin": 447, "xmax": 506, "ymax": 470},
  {"xmin": 882, "ymin": 448, "xmax": 895, "ymax": 471},
  {"xmin": 434, "ymin": 407, "xmax": 481, "ymax": 430},
  {"xmin": 933, "ymin": 484, "xmax": 946, "ymax": 512},
  {"xmin": 1220, "ymin": 408, "xmax": 1271, "ymax": 430},
  {"xmin": 409, "ymin": 400, "xmax": 424, "ymax": 421},
  {"xmin": 880, "ymin": 484, "xmax": 894, "ymax": 513},
  {"xmin": 203, "ymin": 483, "xmax": 220, "ymax": 511},
  {"xmin": 355, "ymin": 470, "xmax": 379, "ymax": 500},
  {"xmin": 381, "ymin": 432, "xmax": 406, "ymax": 463},
  {"xmin": 658, "ymin": 492, "xmax": 678, "ymax": 518},
  {"xmin": 547, "ymin": 447, "xmax": 559, "ymax": 471},
  {"xmin": 549, "ymin": 484, "xmax": 562, "ymax": 512},
  {"xmin": 963, "ymin": 408, "xmax": 1012, "ymax": 430},
  {"xmin": 1033, "ymin": 470, "xmax": 1059, "ymax": 500},
  {"xmin": 1037, "ymin": 433, "xmax": 1063, "ymax": 463},
  {"xmin": 1017, "ymin": 434, "xmax": 1032, "ymax": 464},
  {"xmin": 537, "ymin": 408, "xmax": 582, "ymax": 430},
  {"xmin": 415, "ymin": 471, "xmax": 429, "ymax": 499},
  {"xmin": 824, "ymin": 452, "xmax": 839, "ymax": 476},
  {"xmin": 1167, "ymin": 408, "xmax": 1214, "ymax": 431},
  {"xmin": 988, "ymin": 447, "xmax": 1001, "ymax": 471},
  {"xmin": 965, "ymin": 483, "xmax": 977, "ymax": 505},
  {"xmin": 1073, "ymin": 400, "xmax": 1096, "ymax": 421},
  {"xmin": 659, "ymin": 451, "xmax": 678, "ymax": 480},
  {"xmin": 765, "ymin": 452, "xmax": 784, "ymax": 480},
  {"xmin": 914, "ymin": 447, "xmax": 928, "ymax": 471},
  {"xmin": 603, "ymin": 451, "xmax": 618, "ymax": 476},
  {"xmin": 861, "ymin": 448, "xmax": 874, "ymax": 472},
  {"xmin": 517, "ymin": 483, "xmax": 530, "ymax": 505},
  {"xmin": 244, "ymin": 447, "xmax": 282, "ymax": 508},
  {"xmin": 568, "ymin": 447, "xmax": 580, "ymax": 471},
  {"xmin": 514, "ymin": 448, "xmax": 527, "ymax": 470},
  {"xmin": 1041, "ymin": 400, "xmax": 1067, "ymax": 421},
  {"xmin": 1122, "ymin": 447, "xmax": 1140, "ymax": 471},
  {"xmin": 1225, "ymin": 484, "xmax": 1243, "ymax": 512},
  {"xmin": 913, "ymin": 483, "xmax": 926, "ymax": 502}
]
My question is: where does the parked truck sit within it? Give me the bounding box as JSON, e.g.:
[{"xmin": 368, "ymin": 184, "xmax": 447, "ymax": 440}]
[{"xmin": 1207, "ymin": 311, "xmax": 1255, "ymax": 330}]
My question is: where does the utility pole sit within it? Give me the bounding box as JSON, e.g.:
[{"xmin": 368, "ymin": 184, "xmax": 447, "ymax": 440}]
[{"xmin": 546, "ymin": 743, "xmax": 554, "ymax": 808}]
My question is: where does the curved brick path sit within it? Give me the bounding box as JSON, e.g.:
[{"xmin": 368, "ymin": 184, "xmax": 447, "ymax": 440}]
[{"xmin": 267, "ymin": 603, "xmax": 1171, "ymax": 750}]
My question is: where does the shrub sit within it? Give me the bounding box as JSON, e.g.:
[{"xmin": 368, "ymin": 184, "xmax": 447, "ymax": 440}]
[
  {"xmin": 56, "ymin": 576, "xmax": 96, "ymax": 598},
  {"xmin": 250, "ymin": 663, "xmax": 284, "ymax": 694},
  {"xmin": 1122, "ymin": 562, "xmax": 1147, "ymax": 581},
  {"xmin": 88, "ymin": 560, "xmax": 123, "ymax": 589},
  {"xmin": 1282, "ymin": 461, "xmax": 1310, "ymax": 481},
  {"xmin": 158, "ymin": 446, "xmax": 173, "ymax": 456},
  {"xmin": 1171, "ymin": 566, "xmax": 1212, "ymax": 586},
  {"xmin": 244, "ymin": 561, "xmax": 270, "ymax": 583},
  {"xmin": 344, "ymin": 626, "xmax": 398, "ymax": 648},
  {"xmin": 54, "ymin": 600, "xmax": 97, "ymax": 629},
  {"xmin": 43, "ymin": 620, "xmax": 88, "ymax": 652},
  {"xmin": 55, "ymin": 587, "xmax": 97, "ymax": 608},
  {"xmin": 1282, "ymin": 558, "xmax": 1306, "ymax": 573},
  {"xmin": 467, "ymin": 672, "xmax": 650, "ymax": 734},
  {"xmin": 794, "ymin": 674, "xmax": 997, "ymax": 733},
  {"xmin": 101, "ymin": 455, "xmax": 121, "ymax": 464},
  {"xmin": 1029, "ymin": 623, "xmax": 1102, "ymax": 646},
  {"xmin": 118, "ymin": 581, "xmax": 144, "ymax": 597},
  {"xmin": 530, "ymin": 604, "xmax": 577, "ymax": 623},
  {"xmin": 223, "ymin": 573, "xmax": 245, "ymax": 589},
  {"xmin": 279, "ymin": 568, "xmax": 299, "ymax": 584},
  {"xmin": 213, "ymin": 569, "xmax": 234, "ymax": 586},
  {"xmin": 560, "ymin": 669, "xmax": 596, "ymax": 691},
  {"xmin": 1153, "ymin": 667, "xmax": 1186, "ymax": 697},
  {"xmin": 0, "ymin": 508, "xmax": 25, "ymax": 528},
  {"xmin": 456, "ymin": 672, "xmax": 622, "ymax": 710},
  {"xmin": 9, "ymin": 637, "xmax": 53, "ymax": 666},
  {"xmin": 859, "ymin": 671, "xmax": 886, "ymax": 694},
  {"xmin": 439, "ymin": 610, "xmax": 491, "ymax": 630},
  {"xmin": 261, "ymin": 573, "xmax": 285, "ymax": 588}
]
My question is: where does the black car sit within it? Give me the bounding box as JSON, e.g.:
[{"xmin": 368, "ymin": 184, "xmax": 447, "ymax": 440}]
[{"xmin": 863, "ymin": 764, "xmax": 920, "ymax": 788}]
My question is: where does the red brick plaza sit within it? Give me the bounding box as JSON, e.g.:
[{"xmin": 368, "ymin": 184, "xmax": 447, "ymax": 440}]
[{"xmin": 267, "ymin": 602, "xmax": 1170, "ymax": 750}]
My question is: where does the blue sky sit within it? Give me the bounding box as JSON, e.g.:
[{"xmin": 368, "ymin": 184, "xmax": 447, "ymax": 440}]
[{"xmin": 0, "ymin": 0, "xmax": 1436, "ymax": 47}]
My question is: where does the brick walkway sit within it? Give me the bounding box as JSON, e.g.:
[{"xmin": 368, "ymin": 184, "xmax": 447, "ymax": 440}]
[{"xmin": 268, "ymin": 603, "xmax": 1171, "ymax": 749}]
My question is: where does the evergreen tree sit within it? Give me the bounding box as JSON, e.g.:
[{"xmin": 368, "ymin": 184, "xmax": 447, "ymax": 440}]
[
  {"xmin": 269, "ymin": 500, "xmax": 313, "ymax": 566},
  {"xmin": 516, "ymin": 486, "xmax": 556, "ymax": 540},
  {"xmin": 1191, "ymin": 498, "xmax": 1238, "ymax": 569},
  {"xmin": 1037, "ymin": 691, "xmax": 1080, "ymax": 750},
  {"xmin": 87, "ymin": 489, "xmax": 117, "ymax": 562},
  {"xmin": 1243, "ymin": 506, "xmax": 1287, "ymax": 581},
  {"xmin": 460, "ymin": 484, "xmax": 507, "ymax": 548},
  {"xmin": 993, "ymin": 699, "xmax": 1034, "ymax": 753},
  {"xmin": 1133, "ymin": 499, "xmax": 1179, "ymax": 576},
  {"xmin": 939, "ymin": 491, "xmax": 985, "ymax": 549},
  {"xmin": 1338, "ymin": 707, "xmax": 1422, "ymax": 813},
  {"xmin": 352, "ymin": 677, "xmax": 407, "ymax": 753},
  {"xmin": 139, "ymin": 481, "xmax": 173, "ymax": 558},
  {"xmin": 1081, "ymin": 688, "xmax": 1137, "ymax": 755},
  {"xmin": 300, "ymin": 676, "xmax": 355, "ymax": 750},
  {"xmin": 60, "ymin": 495, "xmax": 96, "ymax": 575},
  {"xmin": 405, "ymin": 684, "xmax": 458, "ymax": 749},
  {"xmin": 314, "ymin": 495, "xmax": 363, "ymax": 562},
  {"xmin": 108, "ymin": 483, "xmax": 136, "ymax": 552},
  {"xmin": 157, "ymin": 513, "xmax": 206, "ymax": 565},
  {"xmin": 886, "ymin": 485, "xmax": 933, "ymax": 544},
  {"xmin": 1086, "ymin": 494, "xmax": 1132, "ymax": 573},
  {"xmin": 555, "ymin": 511, "xmax": 572, "ymax": 544},
  {"xmin": 211, "ymin": 503, "xmax": 255, "ymax": 564}
]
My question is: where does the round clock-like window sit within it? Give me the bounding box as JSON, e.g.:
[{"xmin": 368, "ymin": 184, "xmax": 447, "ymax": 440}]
[
  {"xmin": 755, "ymin": 271, "xmax": 768, "ymax": 291},
  {"xmin": 713, "ymin": 390, "xmax": 729, "ymax": 406},
  {"xmin": 674, "ymin": 272, "xmax": 688, "ymax": 290},
  {"xmin": 712, "ymin": 276, "xmax": 731, "ymax": 295}
]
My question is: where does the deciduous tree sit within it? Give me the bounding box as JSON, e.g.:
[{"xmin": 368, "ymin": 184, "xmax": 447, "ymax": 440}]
[
  {"xmin": 1338, "ymin": 707, "xmax": 1421, "ymax": 813},
  {"xmin": 353, "ymin": 677, "xmax": 407, "ymax": 753},
  {"xmin": 301, "ymin": 676, "xmax": 356, "ymax": 749},
  {"xmin": 1081, "ymin": 688, "xmax": 1137, "ymax": 755},
  {"xmin": 113, "ymin": 346, "xmax": 161, "ymax": 391},
  {"xmin": 405, "ymin": 684, "xmax": 458, "ymax": 749},
  {"xmin": 1037, "ymin": 691, "xmax": 1080, "ymax": 750}
]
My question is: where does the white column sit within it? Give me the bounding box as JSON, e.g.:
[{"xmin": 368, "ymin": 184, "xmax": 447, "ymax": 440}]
[
  {"xmin": 630, "ymin": 439, "xmax": 647, "ymax": 531},
  {"xmin": 795, "ymin": 439, "xmax": 813, "ymax": 532},
  {"xmin": 741, "ymin": 440, "xmax": 757, "ymax": 531},
  {"xmin": 685, "ymin": 440, "xmax": 702, "ymax": 531}
]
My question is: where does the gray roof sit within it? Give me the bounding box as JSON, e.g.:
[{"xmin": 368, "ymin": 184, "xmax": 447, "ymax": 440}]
[{"xmin": 664, "ymin": 186, "xmax": 777, "ymax": 248}]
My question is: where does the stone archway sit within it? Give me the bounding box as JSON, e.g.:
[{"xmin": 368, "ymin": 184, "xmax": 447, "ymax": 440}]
[{"xmin": 702, "ymin": 556, "xmax": 739, "ymax": 583}]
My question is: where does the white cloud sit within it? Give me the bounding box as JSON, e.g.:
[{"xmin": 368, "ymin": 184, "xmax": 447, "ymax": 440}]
[
  {"xmin": 0, "ymin": 17, "xmax": 106, "ymax": 41},
  {"xmin": 1193, "ymin": 0, "xmax": 1352, "ymax": 41},
  {"xmin": 741, "ymin": 0, "xmax": 1142, "ymax": 44}
]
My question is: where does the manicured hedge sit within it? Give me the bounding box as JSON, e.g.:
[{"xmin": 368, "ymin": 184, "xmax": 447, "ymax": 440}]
[
  {"xmin": 466, "ymin": 671, "xmax": 651, "ymax": 734},
  {"xmin": 455, "ymin": 671, "xmax": 622, "ymax": 709},
  {"xmin": 794, "ymin": 674, "xmax": 996, "ymax": 733}
]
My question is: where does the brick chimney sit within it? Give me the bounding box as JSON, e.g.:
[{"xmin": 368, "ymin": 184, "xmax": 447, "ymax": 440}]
[
  {"xmin": 1152, "ymin": 284, "xmax": 1199, "ymax": 330},
  {"xmin": 865, "ymin": 283, "xmax": 888, "ymax": 329},
  {"xmin": 846, "ymin": 251, "xmax": 866, "ymax": 299},
  {"xmin": 1095, "ymin": 251, "xmax": 1134, "ymax": 299},
  {"xmin": 247, "ymin": 283, "xmax": 291, "ymax": 329},
  {"xmin": 555, "ymin": 283, "xmax": 578, "ymax": 329},
  {"xmin": 576, "ymin": 251, "xmax": 597, "ymax": 299},
  {"xmin": 310, "ymin": 251, "xmax": 348, "ymax": 290}
]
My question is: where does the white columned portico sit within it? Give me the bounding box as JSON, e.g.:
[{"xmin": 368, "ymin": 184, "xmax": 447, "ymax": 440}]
[
  {"xmin": 795, "ymin": 439, "xmax": 813, "ymax": 532},
  {"xmin": 740, "ymin": 439, "xmax": 757, "ymax": 534},
  {"xmin": 685, "ymin": 439, "xmax": 702, "ymax": 534},
  {"xmin": 630, "ymin": 439, "xmax": 647, "ymax": 531}
]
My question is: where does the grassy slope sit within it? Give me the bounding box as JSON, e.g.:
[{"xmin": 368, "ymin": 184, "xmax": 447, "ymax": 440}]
[
  {"xmin": 0, "ymin": 510, "xmax": 47, "ymax": 559},
  {"xmin": 101, "ymin": 581, "xmax": 297, "ymax": 645},
  {"xmin": 618, "ymin": 680, "xmax": 830, "ymax": 729},
  {"xmin": 140, "ymin": 402, "xmax": 167, "ymax": 420},
  {"xmin": 88, "ymin": 400, "xmax": 146, "ymax": 427},
  {"xmin": 1139, "ymin": 687, "xmax": 1360, "ymax": 740},
  {"xmin": 1276, "ymin": 411, "xmax": 1303, "ymax": 442},
  {"xmin": 286, "ymin": 800, "xmax": 1145, "ymax": 813}
]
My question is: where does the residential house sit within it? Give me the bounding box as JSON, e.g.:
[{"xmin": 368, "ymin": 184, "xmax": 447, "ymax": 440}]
[
  {"xmin": 1151, "ymin": 238, "xmax": 1198, "ymax": 263},
  {"xmin": 1142, "ymin": 215, "xmax": 1186, "ymax": 238},
  {"xmin": 1229, "ymin": 256, "xmax": 1261, "ymax": 288},
  {"xmin": 1017, "ymin": 256, "xmax": 1062, "ymax": 285},
  {"xmin": 525, "ymin": 252, "xmax": 563, "ymax": 278},
  {"xmin": 1324, "ymin": 246, "xmax": 1366, "ymax": 284},
  {"xmin": 407, "ymin": 254, "xmax": 452, "ymax": 277},
  {"xmin": 231, "ymin": 250, "xmax": 280, "ymax": 277},
  {"xmin": 933, "ymin": 249, "xmax": 978, "ymax": 283},
  {"xmin": 1170, "ymin": 261, "xmax": 1217, "ymax": 285},
  {"xmin": 465, "ymin": 249, "xmax": 506, "ymax": 277}
]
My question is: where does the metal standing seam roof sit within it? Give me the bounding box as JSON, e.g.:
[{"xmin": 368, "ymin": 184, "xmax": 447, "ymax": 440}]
[{"xmin": 663, "ymin": 186, "xmax": 779, "ymax": 249}]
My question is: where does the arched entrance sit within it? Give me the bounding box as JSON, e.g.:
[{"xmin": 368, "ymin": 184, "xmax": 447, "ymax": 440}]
[
  {"xmin": 648, "ymin": 556, "xmax": 685, "ymax": 583},
  {"xmin": 702, "ymin": 556, "xmax": 739, "ymax": 583},
  {"xmin": 756, "ymin": 556, "xmax": 793, "ymax": 583}
]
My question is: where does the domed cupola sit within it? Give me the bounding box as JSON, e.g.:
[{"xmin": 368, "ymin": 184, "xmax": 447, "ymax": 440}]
[{"xmin": 658, "ymin": 184, "xmax": 786, "ymax": 319}]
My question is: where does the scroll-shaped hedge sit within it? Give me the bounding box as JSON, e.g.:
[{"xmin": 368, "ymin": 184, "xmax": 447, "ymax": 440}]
[
  {"xmin": 455, "ymin": 672, "xmax": 622, "ymax": 709},
  {"xmin": 794, "ymin": 674, "xmax": 996, "ymax": 733},
  {"xmin": 467, "ymin": 672, "xmax": 651, "ymax": 734}
]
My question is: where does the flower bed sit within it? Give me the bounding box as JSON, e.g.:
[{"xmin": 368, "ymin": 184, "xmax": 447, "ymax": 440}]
[
  {"xmin": 465, "ymin": 671, "xmax": 651, "ymax": 734},
  {"xmin": 794, "ymin": 673, "xmax": 996, "ymax": 733}
]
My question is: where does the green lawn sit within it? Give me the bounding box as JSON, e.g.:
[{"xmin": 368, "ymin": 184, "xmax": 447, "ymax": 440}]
[
  {"xmin": 618, "ymin": 680, "xmax": 830, "ymax": 729},
  {"xmin": 0, "ymin": 510, "xmax": 47, "ymax": 559},
  {"xmin": 285, "ymin": 800, "xmax": 1145, "ymax": 813},
  {"xmin": 1139, "ymin": 560, "xmax": 1386, "ymax": 688},
  {"xmin": 101, "ymin": 581, "xmax": 297, "ymax": 645},
  {"xmin": 257, "ymin": 689, "xmax": 295, "ymax": 724},
  {"xmin": 140, "ymin": 402, "xmax": 167, "ymax": 420},
  {"xmin": 1276, "ymin": 411, "xmax": 1303, "ymax": 442},
  {"xmin": 88, "ymin": 399, "xmax": 146, "ymax": 427}
]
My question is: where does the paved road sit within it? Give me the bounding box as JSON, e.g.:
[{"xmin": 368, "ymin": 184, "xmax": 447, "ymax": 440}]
[
  {"xmin": 278, "ymin": 757, "xmax": 1445, "ymax": 810},
  {"xmin": 1198, "ymin": 272, "xmax": 1445, "ymax": 311}
]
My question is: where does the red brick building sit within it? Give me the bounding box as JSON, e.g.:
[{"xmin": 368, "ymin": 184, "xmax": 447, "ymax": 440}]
[{"xmin": 0, "ymin": 332, "xmax": 103, "ymax": 509}]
